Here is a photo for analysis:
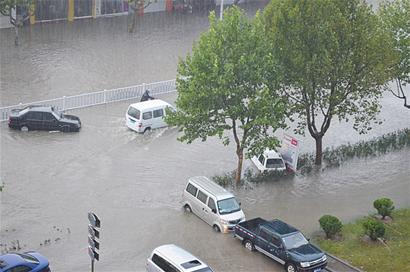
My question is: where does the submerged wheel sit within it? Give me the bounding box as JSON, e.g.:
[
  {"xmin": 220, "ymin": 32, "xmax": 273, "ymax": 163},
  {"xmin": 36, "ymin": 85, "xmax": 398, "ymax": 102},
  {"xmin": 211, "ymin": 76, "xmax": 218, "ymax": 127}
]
[
  {"xmin": 61, "ymin": 126, "xmax": 70, "ymax": 132},
  {"xmin": 213, "ymin": 225, "xmax": 221, "ymax": 233},
  {"xmin": 285, "ymin": 263, "xmax": 297, "ymax": 272},
  {"xmin": 244, "ymin": 240, "xmax": 254, "ymax": 251},
  {"xmin": 143, "ymin": 127, "xmax": 151, "ymax": 133},
  {"xmin": 20, "ymin": 126, "xmax": 29, "ymax": 132},
  {"xmin": 184, "ymin": 205, "xmax": 192, "ymax": 213}
]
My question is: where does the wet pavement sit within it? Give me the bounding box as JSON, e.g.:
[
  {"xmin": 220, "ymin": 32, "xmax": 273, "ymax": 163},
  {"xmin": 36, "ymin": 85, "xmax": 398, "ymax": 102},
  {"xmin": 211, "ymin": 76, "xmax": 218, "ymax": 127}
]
[{"xmin": 1, "ymin": 0, "xmax": 409, "ymax": 271}]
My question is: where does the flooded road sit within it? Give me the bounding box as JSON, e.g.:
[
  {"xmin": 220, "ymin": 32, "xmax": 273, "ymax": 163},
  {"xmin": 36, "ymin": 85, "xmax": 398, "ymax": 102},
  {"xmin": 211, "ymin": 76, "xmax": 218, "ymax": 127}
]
[
  {"xmin": 1, "ymin": 91, "xmax": 409, "ymax": 272},
  {"xmin": 1, "ymin": 0, "xmax": 409, "ymax": 271}
]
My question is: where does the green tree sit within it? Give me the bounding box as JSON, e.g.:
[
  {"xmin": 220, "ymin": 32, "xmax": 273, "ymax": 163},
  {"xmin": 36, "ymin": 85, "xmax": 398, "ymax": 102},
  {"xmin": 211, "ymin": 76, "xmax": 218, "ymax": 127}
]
[
  {"xmin": 319, "ymin": 215, "xmax": 343, "ymax": 239},
  {"xmin": 379, "ymin": 0, "xmax": 410, "ymax": 109},
  {"xmin": 166, "ymin": 7, "xmax": 287, "ymax": 183},
  {"xmin": 0, "ymin": 0, "xmax": 33, "ymax": 45},
  {"xmin": 373, "ymin": 198, "xmax": 395, "ymax": 219},
  {"xmin": 264, "ymin": 0, "xmax": 395, "ymax": 165}
]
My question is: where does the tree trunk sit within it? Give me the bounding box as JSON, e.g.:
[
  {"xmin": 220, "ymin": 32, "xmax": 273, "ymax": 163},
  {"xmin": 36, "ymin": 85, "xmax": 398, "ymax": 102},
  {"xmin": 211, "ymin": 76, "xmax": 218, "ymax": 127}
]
[
  {"xmin": 14, "ymin": 24, "xmax": 19, "ymax": 46},
  {"xmin": 314, "ymin": 135, "xmax": 323, "ymax": 165},
  {"xmin": 235, "ymin": 148, "xmax": 243, "ymax": 184}
]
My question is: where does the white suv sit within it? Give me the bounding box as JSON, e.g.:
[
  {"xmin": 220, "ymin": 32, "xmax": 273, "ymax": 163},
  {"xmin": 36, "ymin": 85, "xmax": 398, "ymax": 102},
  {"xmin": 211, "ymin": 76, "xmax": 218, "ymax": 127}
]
[{"xmin": 146, "ymin": 244, "xmax": 213, "ymax": 272}]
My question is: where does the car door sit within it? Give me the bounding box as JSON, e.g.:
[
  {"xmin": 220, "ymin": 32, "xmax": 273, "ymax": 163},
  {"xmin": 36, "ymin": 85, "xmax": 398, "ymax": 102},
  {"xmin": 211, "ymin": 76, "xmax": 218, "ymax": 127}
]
[
  {"xmin": 153, "ymin": 108, "xmax": 165, "ymax": 128},
  {"xmin": 43, "ymin": 112, "xmax": 59, "ymax": 131},
  {"xmin": 204, "ymin": 196, "xmax": 218, "ymax": 225},
  {"xmin": 24, "ymin": 111, "xmax": 43, "ymax": 130},
  {"xmin": 195, "ymin": 190, "xmax": 209, "ymax": 222},
  {"xmin": 257, "ymin": 228, "xmax": 285, "ymax": 265},
  {"xmin": 270, "ymin": 235, "xmax": 286, "ymax": 266}
]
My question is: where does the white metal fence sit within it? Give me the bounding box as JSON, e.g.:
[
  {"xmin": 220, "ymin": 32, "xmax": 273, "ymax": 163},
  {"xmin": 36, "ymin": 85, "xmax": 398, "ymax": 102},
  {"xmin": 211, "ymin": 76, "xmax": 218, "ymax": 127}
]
[{"xmin": 0, "ymin": 79, "xmax": 176, "ymax": 122}]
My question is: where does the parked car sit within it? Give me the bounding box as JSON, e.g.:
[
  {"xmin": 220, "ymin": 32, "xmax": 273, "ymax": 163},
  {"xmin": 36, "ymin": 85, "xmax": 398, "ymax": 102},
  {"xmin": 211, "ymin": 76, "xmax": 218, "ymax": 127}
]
[
  {"xmin": 234, "ymin": 218, "xmax": 327, "ymax": 272},
  {"xmin": 0, "ymin": 251, "xmax": 50, "ymax": 272},
  {"xmin": 251, "ymin": 149, "xmax": 286, "ymax": 173},
  {"xmin": 146, "ymin": 244, "xmax": 213, "ymax": 272},
  {"xmin": 8, "ymin": 105, "xmax": 81, "ymax": 132},
  {"xmin": 126, "ymin": 99, "xmax": 174, "ymax": 133},
  {"xmin": 182, "ymin": 176, "xmax": 246, "ymax": 233}
]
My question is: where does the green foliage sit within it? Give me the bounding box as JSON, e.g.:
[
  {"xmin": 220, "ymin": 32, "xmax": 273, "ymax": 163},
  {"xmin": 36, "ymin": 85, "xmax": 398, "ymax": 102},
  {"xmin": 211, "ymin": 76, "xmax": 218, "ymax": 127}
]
[
  {"xmin": 315, "ymin": 209, "xmax": 410, "ymax": 272},
  {"xmin": 264, "ymin": 0, "xmax": 395, "ymax": 164},
  {"xmin": 373, "ymin": 198, "xmax": 395, "ymax": 219},
  {"xmin": 363, "ymin": 218, "xmax": 386, "ymax": 241},
  {"xmin": 166, "ymin": 7, "xmax": 287, "ymax": 182},
  {"xmin": 379, "ymin": 0, "xmax": 410, "ymax": 85},
  {"xmin": 298, "ymin": 128, "xmax": 410, "ymax": 174},
  {"xmin": 319, "ymin": 215, "xmax": 343, "ymax": 239},
  {"xmin": 0, "ymin": 0, "xmax": 33, "ymax": 24}
]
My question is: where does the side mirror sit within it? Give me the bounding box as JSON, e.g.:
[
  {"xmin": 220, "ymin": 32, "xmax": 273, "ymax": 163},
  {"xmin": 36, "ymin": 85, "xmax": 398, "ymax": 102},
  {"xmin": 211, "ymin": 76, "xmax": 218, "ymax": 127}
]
[
  {"xmin": 239, "ymin": 202, "xmax": 241, "ymax": 206},
  {"xmin": 307, "ymin": 238, "xmax": 311, "ymax": 242},
  {"xmin": 212, "ymin": 209, "xmax": 217, "ymax": 214}
]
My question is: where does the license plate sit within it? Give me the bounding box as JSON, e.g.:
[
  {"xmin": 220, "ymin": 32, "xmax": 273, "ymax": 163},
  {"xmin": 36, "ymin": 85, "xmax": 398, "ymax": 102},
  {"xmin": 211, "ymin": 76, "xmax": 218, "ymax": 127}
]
[{"xmin": 314, "ymin": 269, "xmax": 322, "ymax": 272}]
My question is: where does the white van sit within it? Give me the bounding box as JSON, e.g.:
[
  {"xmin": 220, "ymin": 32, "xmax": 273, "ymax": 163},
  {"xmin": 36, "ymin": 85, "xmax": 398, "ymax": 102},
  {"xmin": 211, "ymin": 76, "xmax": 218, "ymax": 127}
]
[
  {"xmin": 146, "ymin": 244, "xmax": 213, "ymax": 272},
  {"xmin": 251, "ymin": 149, "xmax": 286, "ymax": 173},
  {"xmin": 182, "ymin": 176, "xmax": 246, "ymax": 233},
  {"xmin": 126, "ymin": 99, "xmax": 174, "ymax": 133}
]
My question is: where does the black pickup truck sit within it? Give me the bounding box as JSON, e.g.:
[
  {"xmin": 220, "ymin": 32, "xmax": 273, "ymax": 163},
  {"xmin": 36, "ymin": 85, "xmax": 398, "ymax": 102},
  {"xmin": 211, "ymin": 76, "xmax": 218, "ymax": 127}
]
[{"xmin": 234, "ymin": 218, "xmax": 327, "ymax": 272}]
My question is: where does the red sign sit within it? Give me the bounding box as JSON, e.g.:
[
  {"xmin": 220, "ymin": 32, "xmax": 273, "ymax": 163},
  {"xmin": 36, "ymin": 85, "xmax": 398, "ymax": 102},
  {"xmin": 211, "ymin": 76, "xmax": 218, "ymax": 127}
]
[{"xmin": 291, "ymin": 139, "xmax": 298, "ymax": 146}]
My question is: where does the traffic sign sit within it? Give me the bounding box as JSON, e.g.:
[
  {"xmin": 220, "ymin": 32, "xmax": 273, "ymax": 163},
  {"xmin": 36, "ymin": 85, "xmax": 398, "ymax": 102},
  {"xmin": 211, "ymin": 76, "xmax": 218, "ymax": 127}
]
[
  {"xmin": 88, "ymin": 235, "xmax": 100, "ymax": 250},
  {"xmin": 88, "ymin": 224, "xmax": 100, "ymax": 239},
  {"xmin": 88, "ymin": 246, "xmax": 99, "ymax": 261}
]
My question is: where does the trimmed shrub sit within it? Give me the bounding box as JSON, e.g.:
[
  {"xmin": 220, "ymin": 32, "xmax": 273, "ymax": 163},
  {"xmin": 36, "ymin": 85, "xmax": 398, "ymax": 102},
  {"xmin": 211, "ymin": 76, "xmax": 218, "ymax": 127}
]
[
  {"xmin": 319, "ymin": 215, "xmax": 343, "ymax": 239},
  {"xmin": 373, "ymin": 198, "xmax": 395, "ymax": 219},
  {"xmin": 363, "ymin": 218, "xmax": 385, "ymax": 241}
]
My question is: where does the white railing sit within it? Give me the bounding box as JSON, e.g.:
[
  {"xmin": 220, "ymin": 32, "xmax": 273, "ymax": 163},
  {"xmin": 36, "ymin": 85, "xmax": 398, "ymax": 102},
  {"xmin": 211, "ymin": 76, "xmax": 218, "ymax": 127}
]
[{"xmin": 0, "ymin": 79, "xmax": 176, "ymax": 122}]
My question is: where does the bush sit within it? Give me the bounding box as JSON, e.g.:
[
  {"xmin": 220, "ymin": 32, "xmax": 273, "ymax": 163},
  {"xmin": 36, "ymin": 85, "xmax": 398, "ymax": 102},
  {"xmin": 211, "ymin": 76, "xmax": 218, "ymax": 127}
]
[
  {"xmin": 373, "ymin": 198, "xmax": 395, "ymax": 219},
  {"xmin": 319, "ymin": 215, "xmax": 343, "ymax": 239},
  {"xmin": 363, "ymin": 218, "xmax": 385, "ymax": 241}
]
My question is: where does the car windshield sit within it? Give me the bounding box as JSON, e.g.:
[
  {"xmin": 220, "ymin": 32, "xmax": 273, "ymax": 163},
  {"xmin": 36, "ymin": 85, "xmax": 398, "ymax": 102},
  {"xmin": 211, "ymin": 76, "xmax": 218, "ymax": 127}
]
[
  {"xmin": 282, "ymin": 232, "xmax": 309, "ymax": 250},
  {"xmin": 217, "ymin": 197, "xmax": 240, "ymax": 215},
  {"xmin": 266, "ymin": 158, "xmax": 284, "ymax": 168},
  {"xmin": 16, "ymin": 253, "xmax": 39, "ymax": 264}
]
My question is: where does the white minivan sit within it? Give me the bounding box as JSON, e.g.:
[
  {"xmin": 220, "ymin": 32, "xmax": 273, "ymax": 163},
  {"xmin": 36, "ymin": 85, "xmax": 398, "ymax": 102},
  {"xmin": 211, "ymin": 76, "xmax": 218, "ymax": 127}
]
[
  {"xmin": 146, "ymin": 244, "xmax": 213, "ymax": 272},
  {"xmin": 182, "ymin": 176, "xmax": 246, "ymax": 233},
  {"xmin": 126, "ymin": 99, "xmax": 174, "ymax": 133}
]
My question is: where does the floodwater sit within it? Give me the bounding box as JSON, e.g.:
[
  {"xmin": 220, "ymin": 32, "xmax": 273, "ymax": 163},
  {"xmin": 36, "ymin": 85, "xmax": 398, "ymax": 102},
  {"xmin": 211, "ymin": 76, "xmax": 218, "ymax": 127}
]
[{"xmin": 0, "ymin": 1, "xmax": 409, "ymax": 272}]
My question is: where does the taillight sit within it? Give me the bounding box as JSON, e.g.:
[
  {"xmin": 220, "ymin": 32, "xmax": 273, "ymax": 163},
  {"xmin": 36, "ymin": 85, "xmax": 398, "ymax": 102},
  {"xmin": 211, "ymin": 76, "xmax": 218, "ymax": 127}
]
[{"xmin": 138, "ymin": 123, "xmax": 143, "ymax": 128}]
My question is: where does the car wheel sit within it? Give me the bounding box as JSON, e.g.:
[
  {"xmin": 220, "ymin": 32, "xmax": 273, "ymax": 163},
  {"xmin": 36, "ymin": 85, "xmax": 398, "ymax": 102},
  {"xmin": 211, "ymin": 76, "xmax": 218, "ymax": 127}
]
[
  {"xmin": 213, "ymin": 225, "xmax": 221, "ymax": 233},
  {"xmin": 285, "ymin": 263, "xmax": 298, "ymax": 272},
  {"xmin": 20, "ymin": 125, "xmax": 29, "ymax": 132},
  {"xmin": 61, "ymin": 126, "xmax": 70, "ymax": 132},
  {"xmin": 143, "ymin": 127, "xmax": 151, "ymax": 133},
  {"xmin": 244, "ymin": 240, "xmax": 254, "ymax": 252},
  {"xmin": 184, "ymin": 204, "xmax": 192, "ymax": 213}
]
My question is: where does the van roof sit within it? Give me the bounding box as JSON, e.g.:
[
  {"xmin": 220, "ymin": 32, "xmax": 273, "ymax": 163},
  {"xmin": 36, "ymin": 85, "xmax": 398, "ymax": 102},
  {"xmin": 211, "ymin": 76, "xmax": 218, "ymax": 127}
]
[
  {"xmin": 188, "ymin": 176, "xmax": 233, "ymax": 201},
  {"xmin": 154, "ymin": 244, "xmax": 207, "ymax": 269},
  {"xmin": 129, "ymin": 99, "xmax": 171, "ymax": 111}
]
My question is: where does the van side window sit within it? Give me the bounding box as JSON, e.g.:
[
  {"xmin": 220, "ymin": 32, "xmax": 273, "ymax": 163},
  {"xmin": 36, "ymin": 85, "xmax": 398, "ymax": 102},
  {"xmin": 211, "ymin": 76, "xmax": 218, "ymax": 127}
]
[
  {"xmin": 207, "ymin": 198, "xmax": 216, "ymax": 211},
  {"xmin": 197, "ymin": 190, "xmax": 208, "ymax": 204},
  {"xmin": 153, "ymin": 109, "xmax": 164, "ymax": 118},
  {"xmin": 258, "ymin": 155, "xmax": 265, "ymax": 165},
  {"xmin": 143, "ymin": 111, "xmax": 152, "ymax": 120},
  {"xmin": 151, "ymin": 254, "xmax": 180, "ymax": 272},
  {"xmin": 186, "ymin": 183, "xmax": 198, "ymax": 197}
]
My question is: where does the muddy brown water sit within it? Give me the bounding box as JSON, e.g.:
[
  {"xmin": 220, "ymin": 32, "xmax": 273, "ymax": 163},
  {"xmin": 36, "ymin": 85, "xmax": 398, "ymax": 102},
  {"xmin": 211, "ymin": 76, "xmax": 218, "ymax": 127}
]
[{"xmin": 1, "ymin": 1, "xmax": 409, "ymax": 271}]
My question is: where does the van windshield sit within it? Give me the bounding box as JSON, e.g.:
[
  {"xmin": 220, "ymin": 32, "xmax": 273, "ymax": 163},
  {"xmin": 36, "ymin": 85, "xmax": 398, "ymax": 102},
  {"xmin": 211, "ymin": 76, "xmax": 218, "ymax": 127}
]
[
  {"xmin": 266, "ymin": 158, "xmax": 284, "ymax": 168},
  {"xmin": 128, "ymin": 107, "xmax": 140, "ymax": 120},
  {"xmin": 217, "ymin": 197, "xmax": 240, "ymax": 215}
]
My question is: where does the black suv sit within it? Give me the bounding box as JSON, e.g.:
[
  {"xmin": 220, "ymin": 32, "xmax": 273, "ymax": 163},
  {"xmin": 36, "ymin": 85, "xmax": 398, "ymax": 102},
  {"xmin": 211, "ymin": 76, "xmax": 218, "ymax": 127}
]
[
  {"xmin": 8, "ymin": 105, "xmax": 81, "ymax": 132},
  {"xmin": 234, "ymin": 218, "xmax": 327, "ymax": 272}
]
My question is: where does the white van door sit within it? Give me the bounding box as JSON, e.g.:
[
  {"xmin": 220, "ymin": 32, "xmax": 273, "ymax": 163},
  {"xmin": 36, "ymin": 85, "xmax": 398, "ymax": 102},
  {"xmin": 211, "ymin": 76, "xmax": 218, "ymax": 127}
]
[
  {"xmin": 204, "ymin": 197, "xmax": 218, "ymax": 226},
  {"xmin": 152, "ymin": 108, "xmax": 165, "ymax": 129},
  {"xmin": 195, "ymin": 190, "xmax": 210, "ymax": 223},
  {"xmin": 142, "ymin": 111, "xmax": 153, "ymax": 131}
]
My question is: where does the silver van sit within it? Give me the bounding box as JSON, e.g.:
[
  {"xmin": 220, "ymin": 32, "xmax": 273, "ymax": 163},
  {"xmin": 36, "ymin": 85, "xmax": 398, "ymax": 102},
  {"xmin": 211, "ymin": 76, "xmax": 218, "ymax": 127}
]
[
  {"xmin": 182, "ymin": 176, "xmax": 246, "ymax": 233},
  {"xmin": 146, "ymin": 244, "xmax": 213, "ymax": 272}
]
